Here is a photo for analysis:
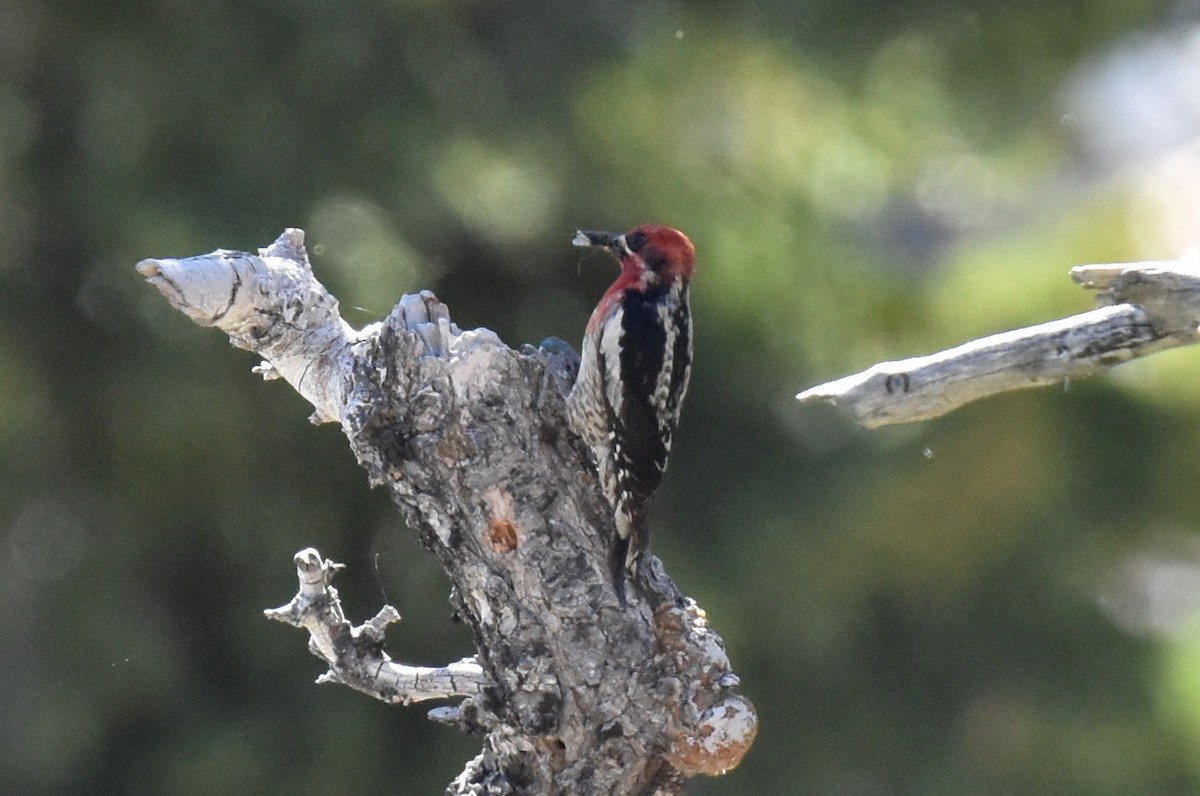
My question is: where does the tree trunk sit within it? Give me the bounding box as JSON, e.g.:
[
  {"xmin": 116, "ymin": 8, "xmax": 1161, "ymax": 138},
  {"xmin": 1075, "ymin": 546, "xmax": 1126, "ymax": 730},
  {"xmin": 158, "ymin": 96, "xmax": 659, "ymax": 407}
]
[{"xmin": 137, "ymin": 229, "xmax": 755, "ymax": 796}]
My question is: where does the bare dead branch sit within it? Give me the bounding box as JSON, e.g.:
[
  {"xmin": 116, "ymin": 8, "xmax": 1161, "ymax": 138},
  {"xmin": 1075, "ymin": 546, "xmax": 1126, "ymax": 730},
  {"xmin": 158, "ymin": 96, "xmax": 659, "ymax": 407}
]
[
  {"xmin": 264, "ymin": 548, "xmax": 489, "ymax": 705},
  {"xmin": 798, "ymin": 252, "xmax": 1200, "ymax": 428}
]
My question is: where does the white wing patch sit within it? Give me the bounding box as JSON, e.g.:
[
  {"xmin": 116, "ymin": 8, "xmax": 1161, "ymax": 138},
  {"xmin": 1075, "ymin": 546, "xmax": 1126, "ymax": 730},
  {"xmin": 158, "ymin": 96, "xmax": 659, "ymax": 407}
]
[
  {"xmin": 599, "ymin": 306, "xmax": 625, "ymax": 421},
  {"xmin": 653, "ymin": 283, "xmax": 681, "ymax": 449}
]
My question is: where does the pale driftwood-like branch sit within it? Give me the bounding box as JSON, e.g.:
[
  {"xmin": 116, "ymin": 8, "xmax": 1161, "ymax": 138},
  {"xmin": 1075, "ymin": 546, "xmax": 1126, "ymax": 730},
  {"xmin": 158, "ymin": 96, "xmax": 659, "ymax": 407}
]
[
  {"xmin": 798, "ymin": 253, "xmax": 1200, "ymax": 428},
  {"xmin": 137, "ymin": 229, "xmax": 754, "ymax": 795},
  {"xmin": 137, "ymin": 230, "xmax": 357, "ymax": 423},
  {"xmin": 264, "ymin": 548, "xmax": 489, "ymax": 705}
]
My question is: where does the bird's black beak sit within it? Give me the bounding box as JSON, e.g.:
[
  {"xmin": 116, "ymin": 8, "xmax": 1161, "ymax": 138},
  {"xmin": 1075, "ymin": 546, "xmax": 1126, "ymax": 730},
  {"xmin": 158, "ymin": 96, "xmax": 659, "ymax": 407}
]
[{"xmin": 573, "ymin": 229, "xmax": 626, "ymax": 255}]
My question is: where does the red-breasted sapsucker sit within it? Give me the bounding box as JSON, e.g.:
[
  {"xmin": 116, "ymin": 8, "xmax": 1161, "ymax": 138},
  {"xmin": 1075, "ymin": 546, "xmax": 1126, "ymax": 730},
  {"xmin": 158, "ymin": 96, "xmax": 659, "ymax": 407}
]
[{"xmin": 567, "ymin": 224, "xmax": 695, "ymax": 601}]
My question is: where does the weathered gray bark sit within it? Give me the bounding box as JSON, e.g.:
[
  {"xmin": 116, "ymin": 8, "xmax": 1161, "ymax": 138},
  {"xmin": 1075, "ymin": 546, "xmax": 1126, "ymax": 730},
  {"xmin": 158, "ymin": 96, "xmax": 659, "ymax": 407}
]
[
  {"xmin": 137, "ymin": 229, "xmax": 754, "ymax": 795},
  {"xmin": 799, "ymin": 253, "xmax": 1200, "ymax": 428}
]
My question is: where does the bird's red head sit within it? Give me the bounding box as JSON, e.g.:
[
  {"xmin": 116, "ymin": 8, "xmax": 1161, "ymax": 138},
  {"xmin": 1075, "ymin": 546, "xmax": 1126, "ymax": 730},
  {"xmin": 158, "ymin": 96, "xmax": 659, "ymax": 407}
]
[{"xmin": 573, "ymin": 224, "xmax": 695, "ymax": 288}]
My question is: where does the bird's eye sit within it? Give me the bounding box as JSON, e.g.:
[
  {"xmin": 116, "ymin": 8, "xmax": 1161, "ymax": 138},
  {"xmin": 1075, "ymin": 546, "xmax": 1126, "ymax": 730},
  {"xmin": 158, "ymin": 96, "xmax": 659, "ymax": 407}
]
[{"xmin": 625, "ymin": 231, "xmax": 647, "ymax": 253}]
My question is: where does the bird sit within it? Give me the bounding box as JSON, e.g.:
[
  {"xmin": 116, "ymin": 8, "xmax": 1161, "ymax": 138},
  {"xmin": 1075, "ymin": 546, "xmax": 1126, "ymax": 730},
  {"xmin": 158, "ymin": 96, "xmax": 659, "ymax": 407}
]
[{"xmin": 567, "ymin": 224, "xmax": 695, "ymax": 601}]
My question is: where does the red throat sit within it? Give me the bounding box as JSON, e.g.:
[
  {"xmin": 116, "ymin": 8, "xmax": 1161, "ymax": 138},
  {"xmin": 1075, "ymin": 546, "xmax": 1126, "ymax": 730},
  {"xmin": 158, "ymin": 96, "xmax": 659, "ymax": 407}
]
[{"xmin": 584, "ymin": 225, "xmax": 694, "ymax": 334}]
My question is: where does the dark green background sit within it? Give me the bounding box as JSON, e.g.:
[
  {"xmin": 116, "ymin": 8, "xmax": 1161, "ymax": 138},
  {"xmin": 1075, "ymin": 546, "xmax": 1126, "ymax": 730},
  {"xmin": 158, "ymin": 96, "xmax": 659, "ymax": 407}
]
[{"xmin": 5, "ymin": 1, "xmax": 1200, "ymax": 793}]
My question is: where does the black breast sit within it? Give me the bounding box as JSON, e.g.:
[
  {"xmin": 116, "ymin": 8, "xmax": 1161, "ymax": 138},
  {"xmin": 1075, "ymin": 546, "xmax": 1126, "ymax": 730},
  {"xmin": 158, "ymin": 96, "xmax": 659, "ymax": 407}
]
[{"xmin": 614, "ymin": 285, "xmax": 679, "ymax": 502}]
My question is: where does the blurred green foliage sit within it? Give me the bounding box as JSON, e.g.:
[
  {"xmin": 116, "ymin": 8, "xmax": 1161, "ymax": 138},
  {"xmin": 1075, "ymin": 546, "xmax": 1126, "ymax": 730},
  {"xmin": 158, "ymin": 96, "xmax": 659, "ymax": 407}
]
[{"xmin": 5, "ymin": 0, "xmax": 1200, "ymax": 793}]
